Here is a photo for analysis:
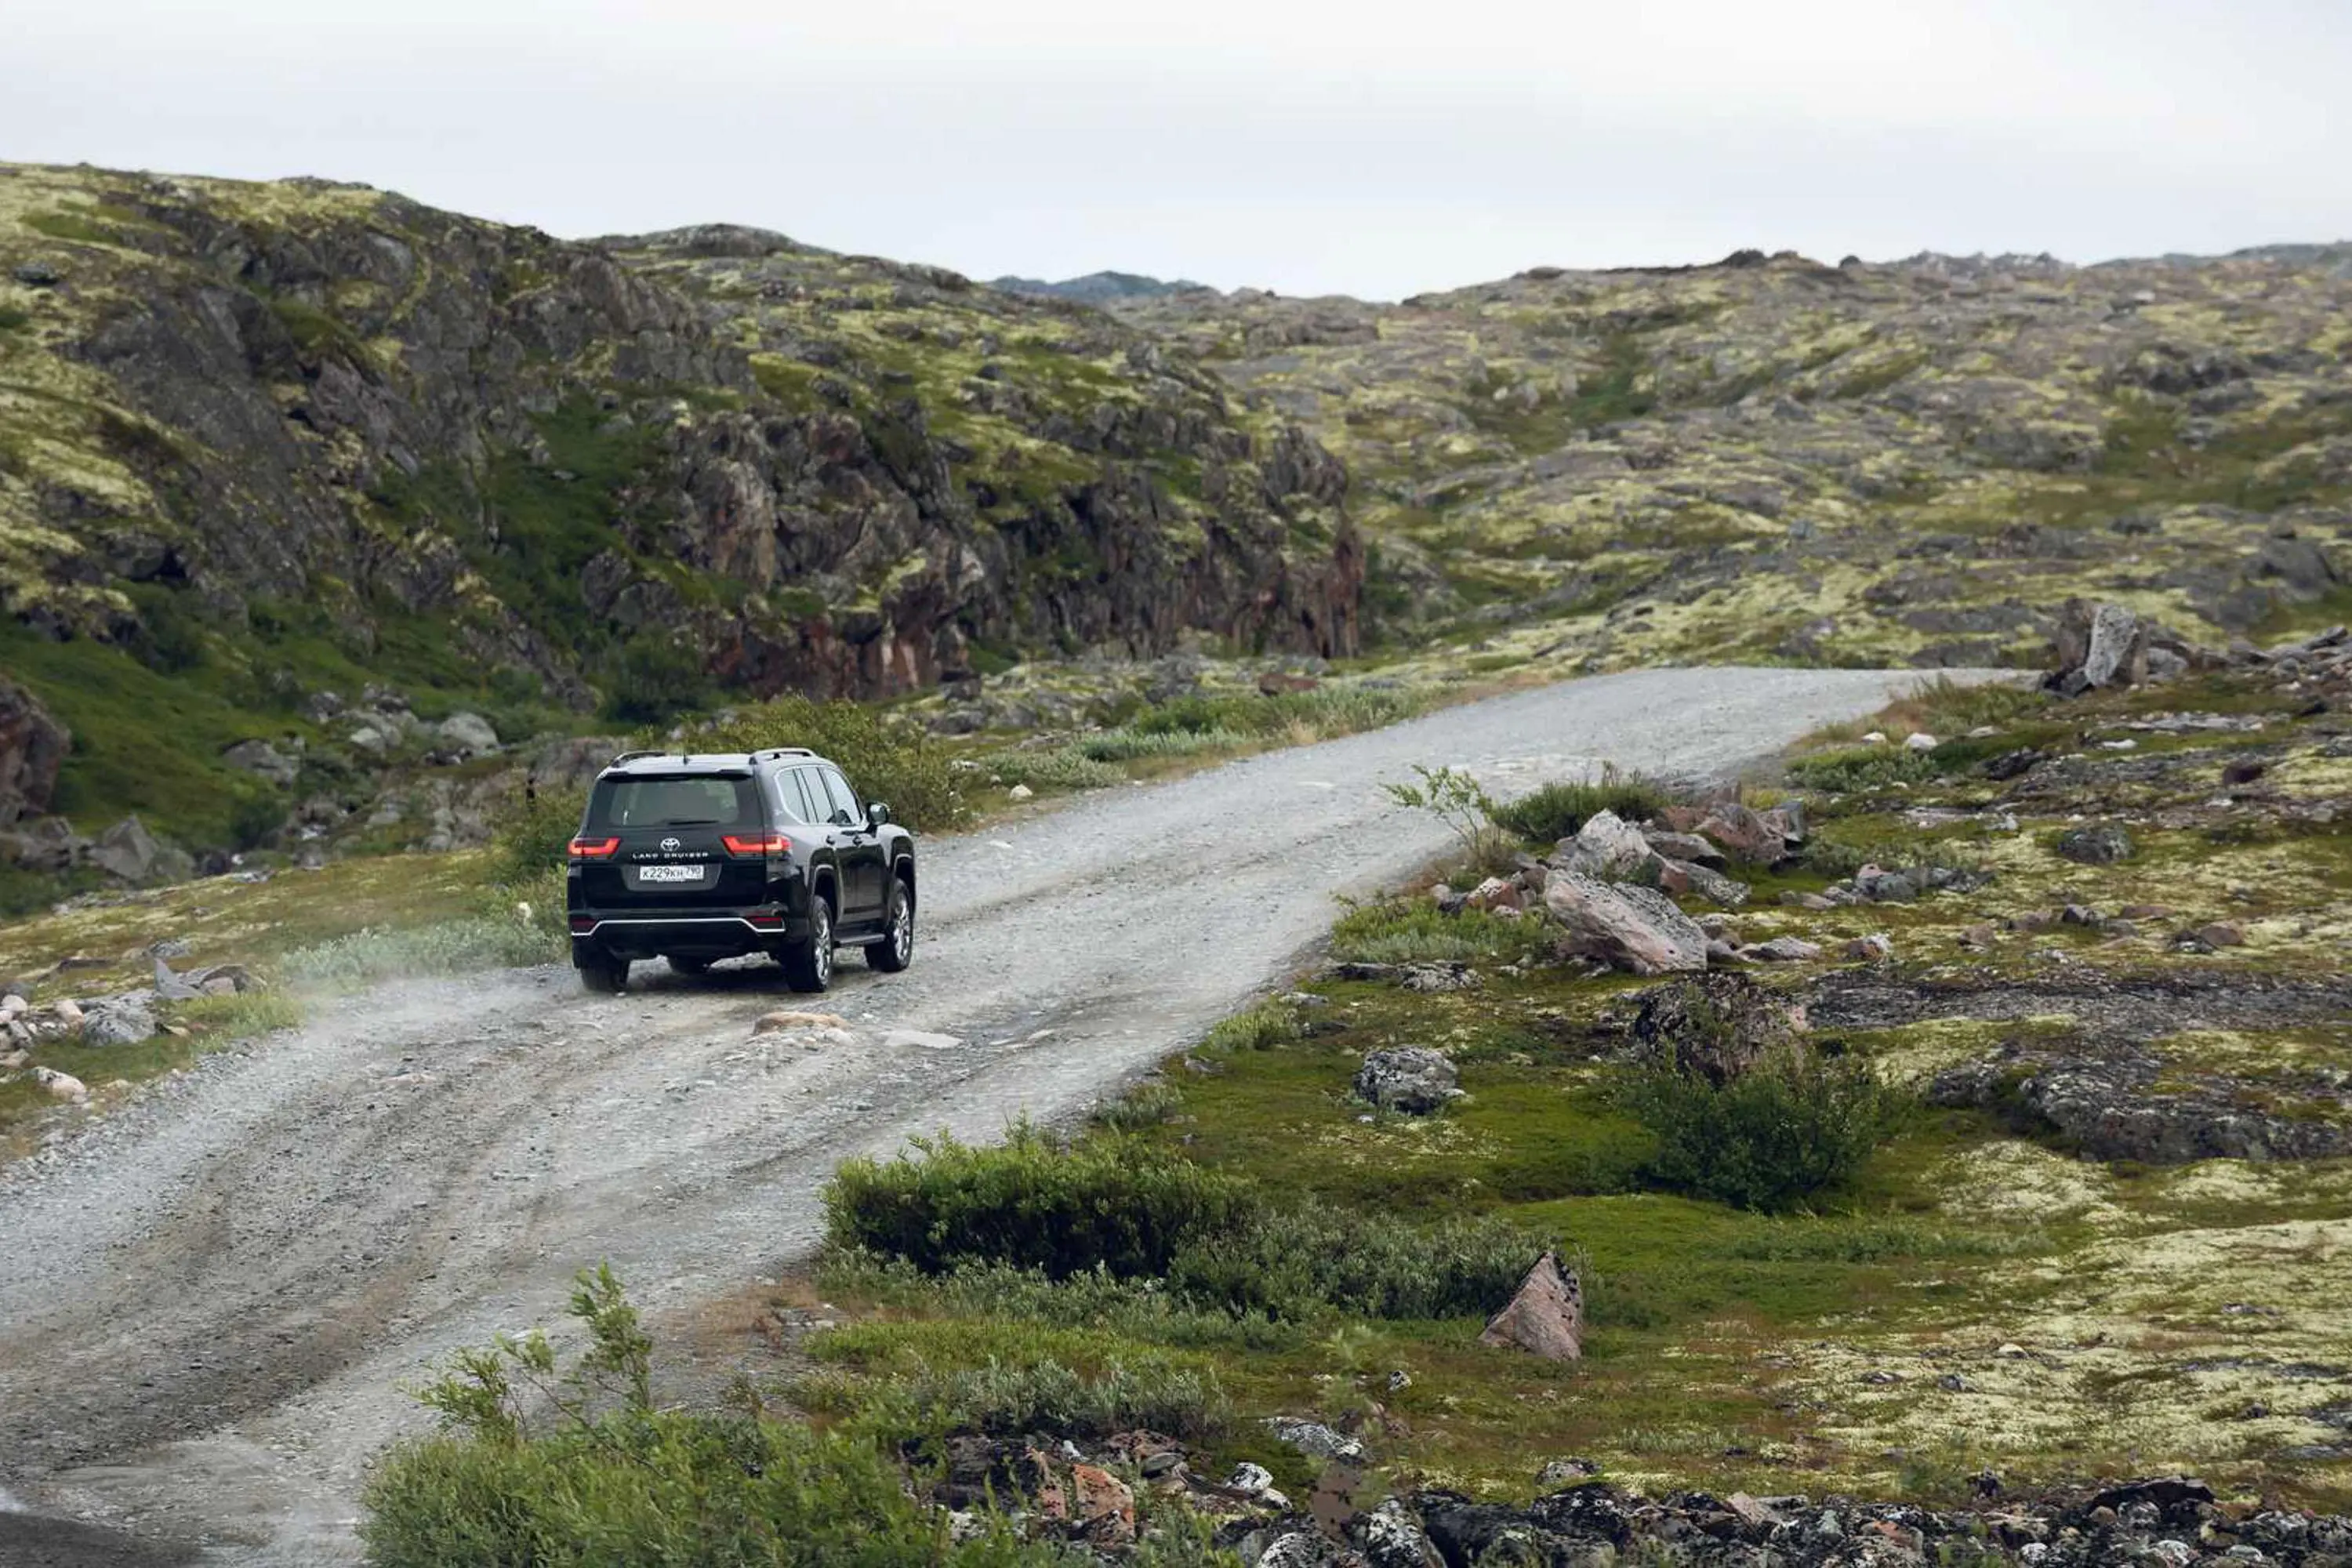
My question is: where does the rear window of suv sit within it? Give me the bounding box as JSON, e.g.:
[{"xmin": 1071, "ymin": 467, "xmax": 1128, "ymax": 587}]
[{"xmin": 587, "ymin": 775, "xmax": 759, "ymax": 829}]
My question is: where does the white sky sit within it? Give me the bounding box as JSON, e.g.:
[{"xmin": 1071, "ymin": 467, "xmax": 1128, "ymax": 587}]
[{"xmin": 9, "ymin": 0, "xmax": 2349, "ymax": 299}]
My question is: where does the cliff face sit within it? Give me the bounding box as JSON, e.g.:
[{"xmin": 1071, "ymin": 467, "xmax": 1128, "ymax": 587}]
[{"xmin": 0, "ymin": 165, "xmax": 1357, "ymax": 714}]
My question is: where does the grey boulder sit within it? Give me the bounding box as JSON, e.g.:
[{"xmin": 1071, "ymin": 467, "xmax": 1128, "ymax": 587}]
[
  {"xmin": 1353, "ymin": 1047, "xmax": 1461, "ymax": 1115},
  {"xmin": 1543, "ymin": 873, "xmax": 1708, "ymax": 975}
]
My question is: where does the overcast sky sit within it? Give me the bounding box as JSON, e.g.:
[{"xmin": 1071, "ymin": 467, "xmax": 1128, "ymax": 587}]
[{"xmin": 9, "ymin": 0, "xmax": 2349, "ymax": 299}]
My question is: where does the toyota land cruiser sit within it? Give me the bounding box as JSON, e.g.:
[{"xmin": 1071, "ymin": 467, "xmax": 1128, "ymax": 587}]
[{"xmin": 564, "ymin": 748, "xmax": 916, "ymax": 995}]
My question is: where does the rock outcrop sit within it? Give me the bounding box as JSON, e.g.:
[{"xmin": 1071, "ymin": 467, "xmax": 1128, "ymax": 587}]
[
  {"xmin": 0, "ymin": 677, "xmax": 68, "ymax": 826},
  {"xmin": 0, "ymin": 164, "xmax": 1362, "ymax": 840}
]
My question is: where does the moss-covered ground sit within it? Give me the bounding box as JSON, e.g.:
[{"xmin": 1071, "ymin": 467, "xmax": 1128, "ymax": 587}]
[{"xmin": 715, "ymin": 669, "xmax": 2352, "ymax": 1513}]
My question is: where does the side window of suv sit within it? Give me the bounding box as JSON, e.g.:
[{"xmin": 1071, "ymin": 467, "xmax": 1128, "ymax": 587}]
[
  {"xmin": 769, "ymin": 770, "xmax": 808, "ymax": 824},
  {"xmin": 784, "ymin": 769, "xmax": 824, "ymax": 824},
  {"xmin": 819, "ymin": 767, "xmax": 862, "ymax": 825}
]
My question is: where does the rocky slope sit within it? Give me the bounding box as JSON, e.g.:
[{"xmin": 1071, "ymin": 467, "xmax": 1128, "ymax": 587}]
[
  {"xmin": 1111, "ymin": 248, "xmax": 2352, "ymax": 668},
  {"xmin": 0, "ymin": 164, "xmax": 1356, "ymax": 864}
]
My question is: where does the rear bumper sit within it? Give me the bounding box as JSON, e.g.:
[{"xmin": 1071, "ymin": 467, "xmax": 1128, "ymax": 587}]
[{"xmin": 568, "ymin": 909, "xmax": 811, "ymax": 960}]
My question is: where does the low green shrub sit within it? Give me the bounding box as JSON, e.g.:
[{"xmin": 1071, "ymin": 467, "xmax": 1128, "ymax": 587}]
[
  {"xmin": 800, "ymin": 1324, "xmax": 1230, "ymax": 1442},
  {"xmin": 1618, "ymin": 1055, "xmax": 1910, "ymax": 1212},
  {"xmin": 695, "ymin": 695, "xmax": 967, "ymax": 832},
  {"xmin": 166, "ymin": 989, "xmax": 303, "ymax": 1040},
  {"xmin": 817, "ymin": 1253, "xmax": 1305, "ymax": 1352},
  {"xmin": 822, "ymin": 1127, "xmax": 1546, "ymax": 1323},
  {"xmin": 1092, "ymin": 1080, "xmax": 1185, "ymax": 1131},
  {"xmin": 280, "ymin": 915, "xmax": 561, "ymax": 989},
  {"xmin": 1129, "ymin": 684, "xmax": 1418, "ymax": 741},
  {"xmin": 1197, "ymin": 1004, "xmax": 1302, "ymax": 1054},
  {"xmin": 1786, "ymin": 744, "xmax": 1939, "ymax": 793},
  {"xmin": 598, "ymin": 637, "xmax": 710, "ymax": 724},
  {"xmin": 1166, "ymin": 1205, "xmax": 1535, "ymax": 1321},
  {"xmin": 985, "ymin": 746, "xmax": 1122, "ymax": 791},
  {"xmin": 485, "ymin": 782, "xmax": 586, "ymax": 887},
  {"xmin": 1489, "ymin": 768, "xmax": 1670, "ymax": 844},
  {"xmin": 822, "ymin": 1124, "xmax": 1258, "ymax": 1280},
  {"xmin": 1073, "ymin": 727, "xmax": 1250, "ymax": 763},
  {"xmin": 361, "ymin": 1269, "xmax": 1055, "ymax": 1566},
  {"xmin": 1329, "ymin": 902, "xmax": 1545, "ymax": 966}
]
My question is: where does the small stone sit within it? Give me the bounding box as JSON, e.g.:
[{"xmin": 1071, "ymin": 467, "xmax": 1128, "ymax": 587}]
[
  {"xmin": 435, "ymin": 712, "xmax": 500, "ymax": 755},
  {"xmin": 54, "ymin": 997, "xmax": 84, "ymax": 1025},
  {"xmin": 1007, "ymin": 783, "xmax": 1034, "ymax": 800},
  {"xmin": 1860, "ymin": 731, "xmax": 1887, "ymax": 744},
  {"xmin": 753, "ymin": 1010, "xmax": 849, "ymax": 1035},
  {"xmin": 1903, "ymin": 731, "xmax": 1940, "ymax": 751},
  {"xmin": 1261, "ymin": 1416, "xmax": 1367, "ymax": 1462},
  {"xmin": 1353, "ymin": 1046, "xmax": 1461, "ymax": 1115},
  {"xmin": 36, "ymin": 1066, "xmax": 88, "ymax": 1101},
  {"xmin": 1362, "ymin": 1498, "xmax": 1442, "ymax": 1568},
  {"xmin": 1479, "ymin": 1250, "xmax": 1584, "ymax": 1361},
  {"xmin": 1226, "ymin": 1461, "xmax": 1276, "ymax": 1497},
  {"xmin": 1069, "ymin": 1463, "xmax": 1134, "ymax": 1544},
  {"xmin": 2192, "ymin": 921, "xmax": 2246, "ymax": 948},
  {"xmin": 2055, "ymin": 824, "xmax": 2135, "ymax": 864},
  {"xmin": 82, "ymin": 1003, "xmax": 157, "ymax": 1047},
  {"xmin": 1536, "ymin": 1457, "xmax": 1599, "ymax": 1487},
  {"xmin": 1744, "ymin": 936, "xmax": 1822, "ymax": 963},
  {"xmin": 1844, "ymin": 934, "xmax": 1893, "ymax": 960}
]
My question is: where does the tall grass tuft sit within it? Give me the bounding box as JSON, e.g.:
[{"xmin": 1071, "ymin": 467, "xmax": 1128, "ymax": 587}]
[{"xmin": 1489, "ymin": 765, "xmax": 1670, "ymax": 845}]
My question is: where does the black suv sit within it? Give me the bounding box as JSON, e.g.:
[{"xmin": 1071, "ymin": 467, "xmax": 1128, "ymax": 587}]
[{"xmin": 564, "ymin": 748, "xmax": 916, "ymax": 995}]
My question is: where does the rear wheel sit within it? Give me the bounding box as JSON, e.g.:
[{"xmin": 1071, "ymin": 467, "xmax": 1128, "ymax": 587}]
[
  {"xmin": 577, "ymin": 950, "xmax": 629, "ymax": 995},
  {"xmin": 868, "ymin": 878, "xmax": 914, "ymax": 972},
  {"xmin": 782, "ymin": 893, "xmax": 836, "ymax": 993}
]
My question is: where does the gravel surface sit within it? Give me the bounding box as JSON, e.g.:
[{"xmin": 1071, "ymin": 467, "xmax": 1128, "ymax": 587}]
[{"xmin": 0, "ymin": 665, "xmax": 1965, "ymax": 1565}]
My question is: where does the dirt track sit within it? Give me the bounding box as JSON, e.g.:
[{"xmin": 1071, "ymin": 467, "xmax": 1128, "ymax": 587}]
[{"xmin": 0, "ymin": 666, "xmax": 1958, "ymax": 1564}]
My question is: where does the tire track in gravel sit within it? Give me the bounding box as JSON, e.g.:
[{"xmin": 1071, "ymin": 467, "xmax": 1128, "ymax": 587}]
[{"xmin": 0, "ymin": 665, "xmax": 1980, "ymax": 1565}]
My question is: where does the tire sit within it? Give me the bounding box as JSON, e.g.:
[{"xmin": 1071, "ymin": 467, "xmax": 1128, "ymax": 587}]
[
  {"xmin": 782, "ymin": 891, "xmax": 836, "ymax": 993},
  {"xmin": 578, "ymin": 951, "xmax": 628, "ymax": 995},
  {"xmin": 867, "ymin": 877, "xmax": 914, "ymax": 972},
  {"xmin": 666, "ymin": 955, "xmax": 710, "ymax": 977}
]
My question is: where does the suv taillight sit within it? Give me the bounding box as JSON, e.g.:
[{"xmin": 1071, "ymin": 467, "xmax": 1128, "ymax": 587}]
[
  {"xmin": 723, "ymin": 833, "xmax": 792, "ymax": 856},
  {"xmin": 568, "ymin": 837, "xmax": 620, "ymax": 858}
]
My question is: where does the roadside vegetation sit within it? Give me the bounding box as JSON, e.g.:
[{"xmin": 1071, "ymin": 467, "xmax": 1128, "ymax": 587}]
[
  {"xmin": 376, "ymin": 654, "xmax": 2352, "ymax": 1556},
  {"xmin": 972, "ymin": 681, "xmax": 1424, "ymax": 804}
]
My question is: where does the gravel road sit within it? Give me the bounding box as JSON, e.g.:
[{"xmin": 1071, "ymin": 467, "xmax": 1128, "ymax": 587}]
[{"xmin": 0, "ymin": 666, "xmax": 1960, "ymax": 1565}]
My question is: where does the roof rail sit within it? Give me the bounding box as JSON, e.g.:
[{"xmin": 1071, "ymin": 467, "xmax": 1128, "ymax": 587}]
[
  {"xmin": 605, "ymin": 750, "xmax": 665, "ymax": 767},
  {"xmin": 752, "ymin": 746, "xmax": 816, "ymax": 760}
]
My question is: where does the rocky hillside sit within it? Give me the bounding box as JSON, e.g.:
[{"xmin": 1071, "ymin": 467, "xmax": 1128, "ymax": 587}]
[
  {"xmin": 0, "ymin": 164, "xmax": 1356, "ymax": 862},
  {"xmin": 988, "ymin": 271, "xmax": 1209, "ymax": 304},
  {"xmin": 1111, "ymin": 248, "xmax": 2352, "ymax": 669}
]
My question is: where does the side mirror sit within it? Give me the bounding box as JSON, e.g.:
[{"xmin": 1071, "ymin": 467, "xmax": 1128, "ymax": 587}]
[{"xmin": 866, "ymin": 801, "xmax": 892, "ymax": 829}]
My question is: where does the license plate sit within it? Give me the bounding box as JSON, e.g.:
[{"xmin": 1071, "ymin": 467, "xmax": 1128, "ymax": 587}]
[{"xmin": 634, "ymin": 863, "xmax": 707, "ymax": 884}]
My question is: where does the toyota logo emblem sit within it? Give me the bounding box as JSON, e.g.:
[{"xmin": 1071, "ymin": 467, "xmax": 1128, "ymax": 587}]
[{"xmin": 660, "ymin": 837, "xmax": 681, "ymax": 851}]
